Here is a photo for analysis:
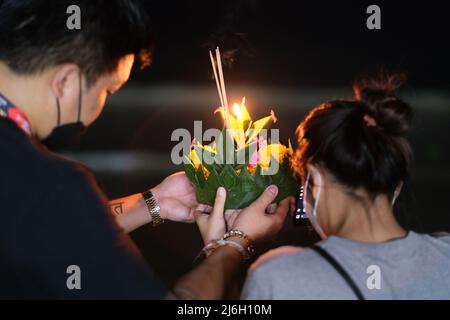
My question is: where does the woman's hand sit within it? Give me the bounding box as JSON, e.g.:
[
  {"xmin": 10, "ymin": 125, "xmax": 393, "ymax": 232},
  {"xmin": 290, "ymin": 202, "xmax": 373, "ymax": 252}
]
[
  {"xmin": 195, "ymin": 185, "xmax": 292, "ymax": 245},
  {"xmin": 194, "ymin": 187, "xmax": 229, "ymax": 244},
  {"xmin": 230, "ymin": 186, "xmax": 291, "ymax": 245}
]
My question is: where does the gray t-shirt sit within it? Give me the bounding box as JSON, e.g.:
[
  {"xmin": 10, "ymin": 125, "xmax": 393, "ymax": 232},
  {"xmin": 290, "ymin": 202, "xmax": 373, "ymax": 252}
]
[{"xmin": 241, "ymin": 231, "xmax": 450, "ymax": 300}]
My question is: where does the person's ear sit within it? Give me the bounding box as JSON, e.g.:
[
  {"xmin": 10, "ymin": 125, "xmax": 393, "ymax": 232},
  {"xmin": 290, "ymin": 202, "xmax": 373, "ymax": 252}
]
[{"xmin": 50, "ymin": 64, "xmax": 81, "ymax": 101}]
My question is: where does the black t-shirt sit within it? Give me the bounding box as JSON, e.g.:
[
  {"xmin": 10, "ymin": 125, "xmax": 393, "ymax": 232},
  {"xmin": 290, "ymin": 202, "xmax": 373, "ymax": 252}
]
[{"xmin": 0, "ymin": 117, "xmax": 167, "ymax": 299}]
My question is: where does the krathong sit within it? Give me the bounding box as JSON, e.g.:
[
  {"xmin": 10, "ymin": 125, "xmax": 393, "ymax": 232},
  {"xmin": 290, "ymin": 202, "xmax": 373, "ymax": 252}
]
[{"xmin": 184, "ymin": 48, "xmax": 296, "ymax": 209}]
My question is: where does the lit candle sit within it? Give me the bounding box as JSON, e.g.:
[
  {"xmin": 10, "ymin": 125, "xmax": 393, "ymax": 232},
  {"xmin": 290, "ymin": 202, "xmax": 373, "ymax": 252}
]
[{"xmin": 233, "ymin": 103, "xmax": 242, "ymax": 123}]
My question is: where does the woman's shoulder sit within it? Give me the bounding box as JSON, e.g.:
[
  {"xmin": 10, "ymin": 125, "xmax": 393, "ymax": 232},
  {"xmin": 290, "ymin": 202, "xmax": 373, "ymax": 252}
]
[
  {"xmin": 428, "ymin": 232, "xmax": 450, "ymax": 238},
  {"xmin": 248, "ymin": 245, "xmax": 329, "ymax": 277},
  {"xmin": 242, "ymin": 244, "xmax": 356, "ymax": 299},
  {"xmin": 421, "ymin": 232, "xmax": 450, "ymax": 251},
  {"xmin": 250, "ymin": 246, "xmax": 307, "ymax": 271}
]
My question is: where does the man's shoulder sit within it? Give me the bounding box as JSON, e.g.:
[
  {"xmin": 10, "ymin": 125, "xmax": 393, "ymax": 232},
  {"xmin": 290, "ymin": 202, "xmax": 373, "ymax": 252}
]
[
  {"xmin": 0, "ymin": 121, "xmax": 89, "ymax": 184},
  {"xmin": 0, "ymin": 121, "xmax": 100, "ymax": 207}
]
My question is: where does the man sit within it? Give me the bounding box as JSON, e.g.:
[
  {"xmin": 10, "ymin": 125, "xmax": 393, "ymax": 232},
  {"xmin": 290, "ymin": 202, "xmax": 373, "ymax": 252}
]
[{"xmin": 0, "ymin": 0, "xmax": 290, "ymax": 299}]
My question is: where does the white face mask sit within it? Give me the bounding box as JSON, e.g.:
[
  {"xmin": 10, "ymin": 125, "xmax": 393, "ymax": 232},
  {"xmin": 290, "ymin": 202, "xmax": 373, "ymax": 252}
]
[
  {"xmin": 392, "ymin": 187, "xmax": 401, "ymax": 207},
  {"xmin": 303, "ymin": 171, "xmax": 327, "ymax": 239}
]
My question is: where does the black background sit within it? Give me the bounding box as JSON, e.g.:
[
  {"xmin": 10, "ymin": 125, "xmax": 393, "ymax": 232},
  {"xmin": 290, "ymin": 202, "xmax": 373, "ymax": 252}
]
[{"xmin": 134, "ymin": 0, "xmax": 450, "ymax": 88}]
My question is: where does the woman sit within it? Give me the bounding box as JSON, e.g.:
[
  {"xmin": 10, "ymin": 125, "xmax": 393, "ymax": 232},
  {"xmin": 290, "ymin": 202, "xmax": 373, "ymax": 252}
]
[{"xmin": 238, "ymin": 76, "xmax": 450, "ymax": 299}]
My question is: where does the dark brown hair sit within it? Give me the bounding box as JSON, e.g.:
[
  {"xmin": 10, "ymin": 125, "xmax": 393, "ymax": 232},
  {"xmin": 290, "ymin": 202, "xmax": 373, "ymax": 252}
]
[
  {"xmin": 0, "ymin": 0, "xmax": 153, "ymax": 87},
  {"xmin": 294, "ymin": 74, "xmax": 413, "ymax": 200}
]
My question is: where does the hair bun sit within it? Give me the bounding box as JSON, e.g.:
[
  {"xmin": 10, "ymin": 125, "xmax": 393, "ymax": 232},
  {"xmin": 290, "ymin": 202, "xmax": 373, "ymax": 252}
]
[{"xmin": 353, "ymin": 74, "xmax": 413, "ymax": 136}]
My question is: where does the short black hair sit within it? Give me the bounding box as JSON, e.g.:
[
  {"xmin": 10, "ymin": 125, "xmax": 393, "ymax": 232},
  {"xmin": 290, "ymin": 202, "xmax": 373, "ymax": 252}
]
[
  {"xmin": 294, "ymin": 74, "xmax": 413, "ymax": 200},
  {"xmin": 0, "ymin": 0, "xmax": 153, "ymax": 87}
]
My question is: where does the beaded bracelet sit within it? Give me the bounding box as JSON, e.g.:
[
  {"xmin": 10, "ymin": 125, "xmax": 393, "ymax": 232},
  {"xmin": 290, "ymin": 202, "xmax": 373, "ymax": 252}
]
[
  {"xmin": 222, "ymin": 230, "xmax": 255, "ymax": 260},
  {"xmin": 198, "ymin": 238, "xmax": 253, "ymax": 262},
  {"xmin": 201, "ymin": 240, "xmax": 221, "ymax": 257}
]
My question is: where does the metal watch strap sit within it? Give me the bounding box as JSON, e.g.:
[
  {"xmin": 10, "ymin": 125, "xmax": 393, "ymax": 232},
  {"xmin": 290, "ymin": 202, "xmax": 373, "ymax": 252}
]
[{"xmin": 142, "ymin": 190, "xmax": 164, "ymax": 227}]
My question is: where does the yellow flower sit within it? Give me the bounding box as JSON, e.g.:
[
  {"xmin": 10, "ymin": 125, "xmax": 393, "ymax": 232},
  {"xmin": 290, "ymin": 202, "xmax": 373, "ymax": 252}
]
[
  {"xmin": 202, "ymin": 143, "xmax": 216, "ymax": 154},
  {"xmin": 202, "ymin": 165, "xmax": 210, "ymax": 179},
  {"xmin": 216, "ymin": 106, "xmax": 246, "ymax": 149},
  {"xmin": 246, "ymin": 114, "xmax": 276, "ymax": 143},
  {"xmin": 190, "ymin": 149, "xmax": 201, "ymax": 169},
  {"xmin": 215, "ymin": 97, "xmax": 277, "ymax": 149},
  {"xmin": 258, "ymin": 143, "xmax": 292, "ymax": 168},
  {"xmin": 247, "ymin": 165, "xmax": 256, "ymax": 175}
]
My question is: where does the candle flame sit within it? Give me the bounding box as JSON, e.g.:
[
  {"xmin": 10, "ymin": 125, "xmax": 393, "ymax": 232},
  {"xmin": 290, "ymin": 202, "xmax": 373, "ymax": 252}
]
[{"xmin": 233, "ymin": 103, "xmax": 242, "ymax": 121}]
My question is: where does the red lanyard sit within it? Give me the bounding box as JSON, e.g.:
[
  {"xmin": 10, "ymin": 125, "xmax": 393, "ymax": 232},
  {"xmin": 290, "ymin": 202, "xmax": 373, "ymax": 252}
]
[{"xmin": 0, "ymin": 94, "xmax": 32, "ymax": 136}]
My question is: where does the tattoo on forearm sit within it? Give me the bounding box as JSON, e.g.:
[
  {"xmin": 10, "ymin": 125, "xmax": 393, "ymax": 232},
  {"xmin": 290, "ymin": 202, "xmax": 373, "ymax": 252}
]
[{"xmin": 110, "ymin": 202, "xmax": 124, "ymax": 216}]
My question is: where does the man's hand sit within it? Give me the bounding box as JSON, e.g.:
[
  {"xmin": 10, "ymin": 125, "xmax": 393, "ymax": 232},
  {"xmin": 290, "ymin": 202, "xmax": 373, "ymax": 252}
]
[{"xmin": 152, "ymin": 172, "xmax": 210, "ymax": 223}]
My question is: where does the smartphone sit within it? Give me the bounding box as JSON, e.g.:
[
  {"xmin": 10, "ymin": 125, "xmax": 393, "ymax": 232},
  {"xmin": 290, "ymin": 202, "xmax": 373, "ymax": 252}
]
[{"xmin": 293, "ymin": 185, "xmax": 309, "ymax": 227}]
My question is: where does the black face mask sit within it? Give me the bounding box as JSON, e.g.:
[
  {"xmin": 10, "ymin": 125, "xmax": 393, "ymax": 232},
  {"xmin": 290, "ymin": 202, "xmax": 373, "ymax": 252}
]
[
  {"xmin": 41, "ymin": 122, "xmax": 87, "ymax": 151},
  {"xmin": 41, "ymin": 73, "xmax": 87, "ymax": 151}
]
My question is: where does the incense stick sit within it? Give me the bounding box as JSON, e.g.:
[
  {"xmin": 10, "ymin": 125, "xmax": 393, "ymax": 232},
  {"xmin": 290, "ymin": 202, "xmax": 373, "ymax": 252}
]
[
  {"xmin": 215, "ymin": 47, "xmax": 231, "ymax": 129},
  {"xmin": 209, "ymin": 51, "xmax": 225, "ymax": 110},
  {"xmin": 215, "ymin": 48, "xmax": 229, "ymax": 111}
]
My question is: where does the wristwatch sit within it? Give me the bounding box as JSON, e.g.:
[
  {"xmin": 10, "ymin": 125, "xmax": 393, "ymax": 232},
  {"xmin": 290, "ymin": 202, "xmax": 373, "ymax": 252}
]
[{"xmin": 142, "ymin": 190, "xmax": 164, "ymax": 227}]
